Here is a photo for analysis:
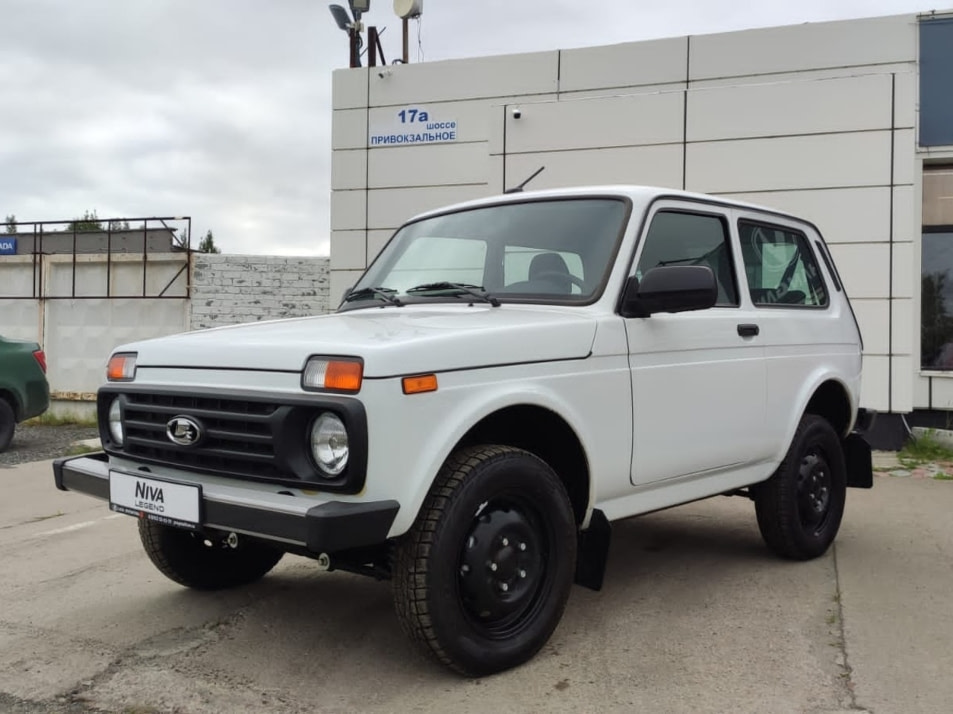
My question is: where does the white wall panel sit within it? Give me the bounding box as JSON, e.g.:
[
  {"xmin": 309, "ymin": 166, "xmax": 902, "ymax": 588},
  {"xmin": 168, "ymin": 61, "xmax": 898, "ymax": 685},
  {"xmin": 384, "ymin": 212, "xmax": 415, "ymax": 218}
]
[
  {"xmin": 330, "ymin": 190, "xmax": 367, "ymax": 231},
  {"xmin": 892, "ymin": 242, "xmax": 914, "ymax": 299},
  {"xmin": 45, "ymin": 299, "xmax": 188, "ymax": 394},
  {"xmin": 503, "ymin": 91, "xmax": 683, "ymax": 154},
  {"xmin": 330, "ymin": 230, "xmax": 366, "ymax": 271},
  {"xmin": 332, "ymin": 68, "xmax": 368, "ymax": 110},
  {"xmin": 720, "ymin": 187, "xmax": 891, "ymax": 244},
  {"xmin": 851, "ymin": 299, "xmax": 890, "ymax": 355},
  {"xmin": 331, "ymin": 150, "xmax": 367, "ymax": 190},
  {"xmin": 689, "ymin": 14, "xmax": 917, "ymax": 80},
  {"xmin": 861, "ymin": 355, "xmax": 889, "ymax": 411},
  {"xmin": 687, "ymin": 131, "xmax": 893, "ymax": 194},
  {"xmin": 332, "ymin": 109, "xmax": 368, "ymax": 149},
  {"xmin": 45, "ymin": 257, "xmax": 187, "ymax": 299},
  {"xmin": 927, "ymin": 375, "xmax": 953, "ymax": 409},
  {"xmin": 367, "ymin": 230, "xmax": 394, "ymax": 266},
  {"xmin": 0, "ymin": 300, "xmax": 40, "ymax": 342},
  {"xmin": 914, "ymin": 375, "xmax": 931, "ymax": 409},
  {"xmin": 893, "ymin": 185, "xmax": 916, "ymax": 242},
  {"xmin": 559, "ymin": 37, "xmax": 688, "ymax": 92},
  {"xmin": 894, "ymin": 71, "xmax": 917, "ymax": 129},
  {"xmin": 330, "ymin": 269, "xmax": 364, "ymax": 307},
  {"xmin": 893, "ymin": 129, "xmax": 916, "ymax": 185},
  {"xmin": 559, "ymin": 83, "xmax": 686, "ymax": 101},
  {"xmin": 0, "ymin": 258, "xmax": 36, "ymax": 298},
  {"xmin": 504, "ymin": 145, "xmax": 684, "ymax": 192},
  {"xmin": 892, "ymin": 299, "xmax": 914, "ymax": 355},
  {"xmin": 368, "ymin": 142, "xmax": 489, "ymax": 189},
  {"xmin": 827, "ymin": 243, "xmax": 891, "ymax": 300},
  {"xmin": 687, "ymin": 74, "xmax": 893, "ymax": 142},
  {"xmin": 368, "ymin": 52, "xmax": 559, "ymax": 105},
  {"xmin": 367, "ymin": 185, "xmax": 491, "ymax": 230},
  {"xmin": 892, "ymin": 355, "xmax": 914, "ymax": 412},
  {"xmin": 689, "ymin": 65, "xmax": 915, "ymax": 90}
]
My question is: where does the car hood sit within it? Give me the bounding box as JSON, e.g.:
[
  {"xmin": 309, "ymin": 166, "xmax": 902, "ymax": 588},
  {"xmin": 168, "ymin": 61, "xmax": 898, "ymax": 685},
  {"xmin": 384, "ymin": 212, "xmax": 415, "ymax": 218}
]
[{"xmin": 122, "ymin": 305, "xmax": 598, "ymax": 377}]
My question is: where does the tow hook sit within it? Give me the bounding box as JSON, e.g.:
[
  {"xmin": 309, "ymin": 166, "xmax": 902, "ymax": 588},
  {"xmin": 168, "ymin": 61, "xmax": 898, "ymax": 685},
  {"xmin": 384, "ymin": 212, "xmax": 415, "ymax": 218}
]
[{"xmin": 226, "ymin": 532, "xmax": 239, "ymax": 549}]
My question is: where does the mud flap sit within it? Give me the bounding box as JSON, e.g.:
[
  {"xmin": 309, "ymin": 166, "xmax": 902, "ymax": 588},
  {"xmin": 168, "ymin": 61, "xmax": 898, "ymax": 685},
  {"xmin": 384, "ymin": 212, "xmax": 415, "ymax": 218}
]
[
  {"xmin": 844, "ymin": 432, "xmax": 873, "ymax": 489},
  {"xmin": 575, "ymin": 508, "xmax": 611, "ymax": 591}
]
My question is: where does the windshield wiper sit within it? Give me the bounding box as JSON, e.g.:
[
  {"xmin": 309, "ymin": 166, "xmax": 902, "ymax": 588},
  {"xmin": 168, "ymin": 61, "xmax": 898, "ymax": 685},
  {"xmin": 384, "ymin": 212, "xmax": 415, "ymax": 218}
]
[
  {"xmin": 406, "ymin": 282, "xmax": 501, "ymax": 307},
  {"xmin": 343, "ymin": 286, "xmax": 404, "ymax": 307}
]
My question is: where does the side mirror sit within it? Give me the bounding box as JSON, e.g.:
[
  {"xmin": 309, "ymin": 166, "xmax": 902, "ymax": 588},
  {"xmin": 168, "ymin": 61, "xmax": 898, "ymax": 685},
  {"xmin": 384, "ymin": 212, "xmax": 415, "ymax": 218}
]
[{"xmin": 620, "ymin": 265, "xmax": 717, "ymax": 318}]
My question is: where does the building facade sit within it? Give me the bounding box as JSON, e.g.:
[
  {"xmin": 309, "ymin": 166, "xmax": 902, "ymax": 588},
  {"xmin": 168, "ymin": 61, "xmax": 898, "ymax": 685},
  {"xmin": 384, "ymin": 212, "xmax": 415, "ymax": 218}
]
[{"xmin": 329, "ymin": 11, "xmax": 953, "ymax": 442}]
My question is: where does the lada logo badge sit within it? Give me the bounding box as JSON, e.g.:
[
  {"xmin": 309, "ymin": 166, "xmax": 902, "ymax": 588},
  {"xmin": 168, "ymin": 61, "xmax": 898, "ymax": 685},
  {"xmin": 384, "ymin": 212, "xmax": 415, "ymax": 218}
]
[{"xmin": 166, "ymin": 416, "xmax": 202, "ymax": 446}]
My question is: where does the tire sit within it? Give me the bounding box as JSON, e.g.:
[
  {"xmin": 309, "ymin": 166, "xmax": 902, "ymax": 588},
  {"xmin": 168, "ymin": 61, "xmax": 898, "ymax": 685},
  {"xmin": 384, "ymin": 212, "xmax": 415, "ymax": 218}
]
[
  {"xmin": 754, "ymin": 414, "xmax": 847, "ymax": 560},
  {"xmin": 393, "ymin": 445, "xmax": 577, "ymax": 677},
  {"xmin": 138, "ymin": 519, "xmax": 284, "ymax": 590},
  {"xmin": 0, "ymin": 398, "xmax": 16, "ymax": 453}
]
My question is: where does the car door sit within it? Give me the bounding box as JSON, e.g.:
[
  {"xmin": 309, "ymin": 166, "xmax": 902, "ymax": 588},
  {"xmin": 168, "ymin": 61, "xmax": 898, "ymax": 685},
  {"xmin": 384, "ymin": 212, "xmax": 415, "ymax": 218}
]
[
  {"xmin": 625, "ymin": 201, "xmax": 768, "ymax": 485},
  {"xmin": 734, "ymin": 212, "xmax": 842, "ymax": 451}
]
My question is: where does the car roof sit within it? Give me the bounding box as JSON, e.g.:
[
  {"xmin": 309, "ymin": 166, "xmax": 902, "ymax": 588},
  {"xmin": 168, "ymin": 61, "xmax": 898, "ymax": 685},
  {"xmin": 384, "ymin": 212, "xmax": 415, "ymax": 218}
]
[{"xmin": 408, "ymin": 185, "xmax": 807, "ymax": 228}]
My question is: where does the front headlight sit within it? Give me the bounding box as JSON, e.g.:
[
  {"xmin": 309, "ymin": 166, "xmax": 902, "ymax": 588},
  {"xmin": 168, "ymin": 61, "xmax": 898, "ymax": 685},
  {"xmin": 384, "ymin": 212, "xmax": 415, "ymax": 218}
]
[
  {"xmin": 310, "ymin": 412, "xmax": 349, "ymax": 477},
  {"xmin": 108, "ymin": 398, "xmax": 124, "ymax": 445}
]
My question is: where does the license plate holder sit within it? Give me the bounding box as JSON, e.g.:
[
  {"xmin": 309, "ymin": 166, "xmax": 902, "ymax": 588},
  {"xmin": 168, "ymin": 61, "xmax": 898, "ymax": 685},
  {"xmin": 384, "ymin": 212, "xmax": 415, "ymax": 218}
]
[{"xmin": 109, "ymin": 471, "xmax": 202, "ymax": 530}]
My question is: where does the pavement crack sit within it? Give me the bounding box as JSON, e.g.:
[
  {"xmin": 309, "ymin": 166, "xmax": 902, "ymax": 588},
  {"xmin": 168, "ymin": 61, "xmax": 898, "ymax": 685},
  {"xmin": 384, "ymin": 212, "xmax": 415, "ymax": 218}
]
[{"xmin": 831, "ymin": 542, "xmax": 868, "ymax": 712}]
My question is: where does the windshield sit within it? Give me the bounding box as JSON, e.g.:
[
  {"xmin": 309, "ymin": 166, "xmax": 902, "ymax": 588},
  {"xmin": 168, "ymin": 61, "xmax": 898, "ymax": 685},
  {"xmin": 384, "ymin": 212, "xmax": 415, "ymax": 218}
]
[{"xmin": 345, "ymin": 197, "xmax": 628, "ymax": 308}]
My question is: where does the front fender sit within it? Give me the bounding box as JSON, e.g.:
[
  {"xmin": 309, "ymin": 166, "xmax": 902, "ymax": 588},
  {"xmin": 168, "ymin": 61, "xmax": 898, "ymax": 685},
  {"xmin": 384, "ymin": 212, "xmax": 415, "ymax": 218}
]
[{"xmin": 362, "ymin": 356, "xmax": 632, "ymax": 536}]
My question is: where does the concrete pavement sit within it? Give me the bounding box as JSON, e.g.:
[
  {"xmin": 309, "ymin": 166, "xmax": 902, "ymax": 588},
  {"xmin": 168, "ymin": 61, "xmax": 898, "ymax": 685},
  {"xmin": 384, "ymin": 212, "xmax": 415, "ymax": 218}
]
[{"xmin": 1, "ymin": 458, "xmax": 951, "ymax": 713}]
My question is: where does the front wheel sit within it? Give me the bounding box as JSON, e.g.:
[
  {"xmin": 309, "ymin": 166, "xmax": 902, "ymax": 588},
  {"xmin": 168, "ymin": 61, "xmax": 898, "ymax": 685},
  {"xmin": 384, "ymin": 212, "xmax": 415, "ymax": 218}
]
[
  {"xmin": 754, "ymin": 414, "xmax": 847, "ymax": 560},
  {"xmin": 138, "ymin": 519, "xmax": 284, "ymax": 590},
  {"xmin": 393, "ymin": 445, "xmax": 577, "ymax": 676}
]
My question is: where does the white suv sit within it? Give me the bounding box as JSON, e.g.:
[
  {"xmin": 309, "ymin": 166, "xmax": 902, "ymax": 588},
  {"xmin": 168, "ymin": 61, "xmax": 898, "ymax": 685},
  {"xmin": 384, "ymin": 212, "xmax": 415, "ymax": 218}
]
[{"xmin": 55, "ymin": 186, "xmax": 873, "ymax": 676}]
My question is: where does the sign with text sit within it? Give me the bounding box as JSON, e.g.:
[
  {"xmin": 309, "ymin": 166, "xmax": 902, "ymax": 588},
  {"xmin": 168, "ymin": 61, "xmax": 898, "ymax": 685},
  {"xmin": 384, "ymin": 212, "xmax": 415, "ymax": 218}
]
[
  {"xmin": 369, "ymin": 105, "xmax": 458, "ymax": 146},
  {"xmin": 0, "ymin": 237, "xmax": 16, "ymax": 255}
]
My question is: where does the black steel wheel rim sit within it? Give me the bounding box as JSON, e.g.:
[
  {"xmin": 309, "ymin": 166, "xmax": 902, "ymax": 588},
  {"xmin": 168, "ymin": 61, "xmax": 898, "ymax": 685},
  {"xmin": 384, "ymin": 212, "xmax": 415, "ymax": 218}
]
[
  {"xmin": 456, "ymin": 495, "xmax": 551, "ymax": 639},
  {"xmin": 796, "ymin": 448, "xmax": 832, "ymax": 535}
]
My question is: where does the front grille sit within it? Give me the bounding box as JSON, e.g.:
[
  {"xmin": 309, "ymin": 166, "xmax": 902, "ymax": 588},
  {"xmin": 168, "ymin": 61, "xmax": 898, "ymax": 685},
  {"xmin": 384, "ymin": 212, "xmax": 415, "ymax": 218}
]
[
  {"xmin": 99, "ymin": 385, "xmax": 368, "ymax": 493},
  {"xmin": 121, "ymin": 392, "xmax": 286, "ymax": 480}
]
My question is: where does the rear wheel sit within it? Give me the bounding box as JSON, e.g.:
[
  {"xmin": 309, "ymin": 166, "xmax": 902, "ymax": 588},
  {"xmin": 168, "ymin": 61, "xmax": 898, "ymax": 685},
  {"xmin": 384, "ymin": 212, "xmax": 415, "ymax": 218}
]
[
  {"xmin": 393, "ymin": 445, "xmax": 577, "ymax": 676},
  {"xmin": 754, "ymin": 414, "xmax": 846, "ymax": 560},
  {"xmin": 138, "ymin": 519, "xmax": 284, "ymax": 590},
  {"xmin": 0, "ymin": 398, "xmax": 16, "ymax": 453}
]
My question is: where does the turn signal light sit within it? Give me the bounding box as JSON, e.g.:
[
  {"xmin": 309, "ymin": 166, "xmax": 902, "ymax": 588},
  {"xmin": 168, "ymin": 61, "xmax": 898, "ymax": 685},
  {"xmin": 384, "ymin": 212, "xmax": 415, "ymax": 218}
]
[
  {"xmin": 302, "ymin": 356, "xmax": 363, "ymax": 393},
  {"xmin": 402, "ymin": 374, "xmax": 438, "ymax": 394},
  {"xmin": 325, "ymin": 361, "xmax": 364, "ymax": 392},
  {"xmin": 106, "ymin": 353, "xmax": 137, "ymax": 381}
]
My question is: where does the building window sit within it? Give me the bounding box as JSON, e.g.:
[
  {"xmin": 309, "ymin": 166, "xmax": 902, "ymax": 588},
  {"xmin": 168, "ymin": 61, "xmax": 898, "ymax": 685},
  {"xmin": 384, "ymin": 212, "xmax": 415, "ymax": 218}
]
[
  {"xmin": 920, "ymin": 17, "xmax": 953, "ymax": 147},
  {"xmin": 921, "ymin": 167, "xmax": 953, "ymax": 369}
]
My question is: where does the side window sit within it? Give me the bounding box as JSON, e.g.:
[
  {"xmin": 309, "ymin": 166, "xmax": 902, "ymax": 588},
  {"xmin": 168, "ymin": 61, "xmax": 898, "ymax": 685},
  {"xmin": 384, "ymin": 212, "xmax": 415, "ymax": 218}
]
[
  {"xmin": 738, "ymin": 221, "xmax": 828, "ymax": 307},
  {"xmin": 635, "ymin": 210, "xmax": 738, "ymax": 306}
]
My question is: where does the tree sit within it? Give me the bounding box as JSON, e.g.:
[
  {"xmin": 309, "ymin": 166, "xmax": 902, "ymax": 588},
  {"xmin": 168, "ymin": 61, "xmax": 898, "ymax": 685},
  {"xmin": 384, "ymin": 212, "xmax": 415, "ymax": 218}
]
[
  {"xmin": 108, "ymin": 219, "xmax": 130, "ymax": 231},
  {"xmin": 4, "ymin": 214, "xmax": 15, "ymax": 234},
  {"xmin": 197, "ymin": 229, "xmax": 221, "ymax": 253},
  {"xmin": 66, "ymin": 209, "xmax": 104, "ymax": 232}
]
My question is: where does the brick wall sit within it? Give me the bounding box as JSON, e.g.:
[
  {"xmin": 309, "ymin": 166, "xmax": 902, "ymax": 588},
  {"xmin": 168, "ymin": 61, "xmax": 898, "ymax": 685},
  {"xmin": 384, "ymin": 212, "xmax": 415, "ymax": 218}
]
[{"xmin": 190, "ymin": 254, "xmax": 331, "ymax": 329}]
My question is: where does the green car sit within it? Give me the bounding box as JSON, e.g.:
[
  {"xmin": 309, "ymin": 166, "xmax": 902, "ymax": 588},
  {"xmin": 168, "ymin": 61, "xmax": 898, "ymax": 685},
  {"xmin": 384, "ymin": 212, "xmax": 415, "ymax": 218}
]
[{"xmin": 0, "ymin": 336, "xmax": 50, "ymax": 452}]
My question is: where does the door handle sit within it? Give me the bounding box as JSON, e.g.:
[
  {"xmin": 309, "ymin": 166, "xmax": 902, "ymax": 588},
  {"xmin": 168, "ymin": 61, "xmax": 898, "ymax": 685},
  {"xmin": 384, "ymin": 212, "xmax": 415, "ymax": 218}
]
[{"xmin": 737, "ymin": 324, "xmax": 759, "ymax": 337}]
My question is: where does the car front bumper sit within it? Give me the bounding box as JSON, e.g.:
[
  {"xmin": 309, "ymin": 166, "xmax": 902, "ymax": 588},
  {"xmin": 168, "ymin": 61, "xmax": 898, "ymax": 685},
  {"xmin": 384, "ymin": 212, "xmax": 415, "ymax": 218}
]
[{"xmin": 53, "ymin": 453, "xmax": 399, "ymax": 553}]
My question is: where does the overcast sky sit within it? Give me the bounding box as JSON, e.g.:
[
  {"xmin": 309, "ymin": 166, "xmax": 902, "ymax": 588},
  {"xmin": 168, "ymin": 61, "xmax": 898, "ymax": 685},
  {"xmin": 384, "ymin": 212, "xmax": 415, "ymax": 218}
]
[{"xmin": 0, "ymin": 0, "xmax": 939, "ymax": 256}]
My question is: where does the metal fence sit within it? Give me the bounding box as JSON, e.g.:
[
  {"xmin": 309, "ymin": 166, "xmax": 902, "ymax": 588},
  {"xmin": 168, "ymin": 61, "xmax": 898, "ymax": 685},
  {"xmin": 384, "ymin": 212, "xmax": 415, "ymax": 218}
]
[{"xmin": 0, "ymin": 216, "xmax": 192, "ymax": 299}]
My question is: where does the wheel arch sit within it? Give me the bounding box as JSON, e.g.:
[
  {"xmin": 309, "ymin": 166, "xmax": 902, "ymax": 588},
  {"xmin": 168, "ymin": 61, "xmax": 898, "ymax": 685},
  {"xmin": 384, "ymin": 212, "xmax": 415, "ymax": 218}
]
[
  {"xmin": 0, "ymin": 388, "xmax": 21, "ymax": 421},
  {"xmin": 456, "ymin": 405, "xmax": 591, "ymax": 526},
  {"xmin": 804, "ymin": 379, "xmax": 853, "ymax": 438}
]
